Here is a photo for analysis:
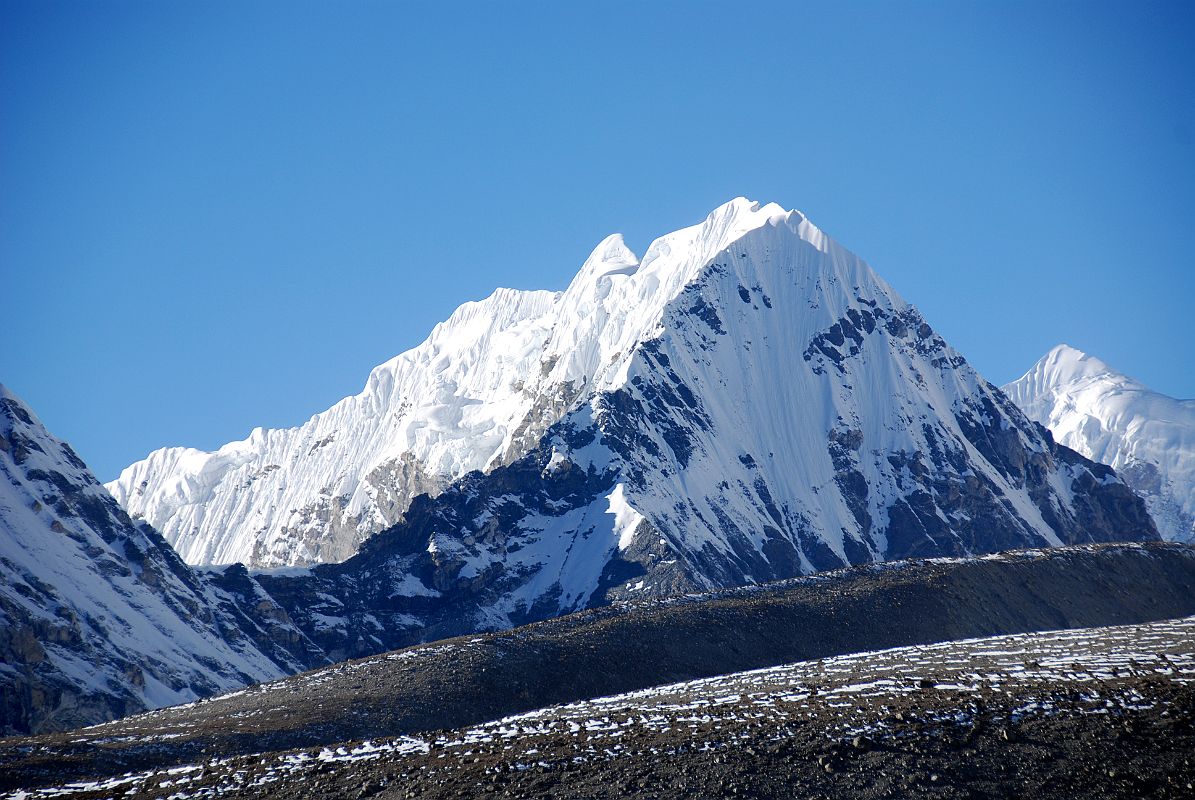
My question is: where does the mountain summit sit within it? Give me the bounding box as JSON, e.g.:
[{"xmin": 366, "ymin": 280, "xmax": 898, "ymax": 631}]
[
  {"xmin": 1004, "ymin": 344, "xmax": 1195, "ymax": 543},
  {"xmin": 106, "ymin": 198, "xmax": 1150, "ymax": 659},
  {"xmin": 110, "ymin": 201, "xmax": 1153, "ymax": 588},
  {"xmin": 106, "ymin": 200, "xmax": 822, "ymax": 567}
]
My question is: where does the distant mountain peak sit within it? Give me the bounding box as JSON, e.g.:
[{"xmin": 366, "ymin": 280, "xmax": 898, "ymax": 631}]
[
  {"xmin": 1005, "ymin": 347, "xmax": 1194, "ymax": 543},
  {"xmin": 1018, "ymin": 344, "xmax": 1138, "ymax": 389}
]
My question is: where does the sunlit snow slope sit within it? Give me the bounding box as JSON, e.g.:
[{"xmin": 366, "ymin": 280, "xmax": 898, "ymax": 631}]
[
  {"xmin": 0, "ymin": 385, "xmax": 323, "ymax": 735},
  {"xmin": 108, "ymin": 201, "xmax": 841, "ymax": 567},
  {"xmin": 244, "ymin": 201, "xmax": 1155, "ymax": 659},
  {"xmin": 1004, "ymin": 344, "xmax": 1195, "ymax": 543},
  {"xmin": 111, "ymin": 200, "xmax": 1157, "ymax": 586}
]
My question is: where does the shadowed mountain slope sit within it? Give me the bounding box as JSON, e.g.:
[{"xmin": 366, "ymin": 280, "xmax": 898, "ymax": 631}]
[{"xmin": 0, "ymin": 386, "xmax": 327, "ymax": 736}]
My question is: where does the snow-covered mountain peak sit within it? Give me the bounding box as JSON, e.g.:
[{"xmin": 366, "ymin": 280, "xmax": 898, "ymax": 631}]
[
  {"xmin": 571, "ymin": 233, "xmax": 640, "ymax": 285},
  {"xmin": 1004, "ymin": 347, "xmax": 1194, "ymax": 543},
  {"xmin": 1020, "ymin": 344, "xmax": 1142, "ymax": 393},
  {"xmin": 107, "ymin": 199, "xmax": 825, "ymax": 568},
  {"xmin": 110, "ymin": 199, "xmax": 1153, "ymax": 573},
  {"xmin": 638, "ymin": 197, "xmax": 800, "ymax": 274}
]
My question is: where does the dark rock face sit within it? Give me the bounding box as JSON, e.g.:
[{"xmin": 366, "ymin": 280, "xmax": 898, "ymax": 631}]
[
  {"xmin": 259, "ymin": 429, "xmax": 623, "ymax": 661},
  {"xmin": 874, "ymin": 407, "xmax": 1157, "ymax": 561},
  {"xmin": 200, "ymin": 563, "xmax": 328, "ymax": 669}
]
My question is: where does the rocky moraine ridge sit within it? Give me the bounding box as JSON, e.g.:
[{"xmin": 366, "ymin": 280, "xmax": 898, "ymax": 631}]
[
  {"xmin": 3, "ymin": 543, "xmax": 1195, "ymax": 798},
  {"xmin": 24, "ymin": 616, "xmax": 1192, "ymax": 800}
]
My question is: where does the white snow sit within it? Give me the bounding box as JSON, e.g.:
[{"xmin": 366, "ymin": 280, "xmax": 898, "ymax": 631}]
[
  {"xmin": 106, "ymin": 199, "xmax": 1133, "ymax": 583},
  {"xmin": 1004, "ymin": 344, "xmax": 1195, "ymax": 542},
  {"xmin": 108, "ymin": 199, "xmax": 809, "ymax": 568},
  {"xmin": 606, "ymin": 483, "xmax": 645, "ymax": 551}
]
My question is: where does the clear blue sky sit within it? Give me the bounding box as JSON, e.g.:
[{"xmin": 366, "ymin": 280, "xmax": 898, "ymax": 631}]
[{"xmin": 2, "ymin": 1, "xmax": 1192, "ymax": 482}]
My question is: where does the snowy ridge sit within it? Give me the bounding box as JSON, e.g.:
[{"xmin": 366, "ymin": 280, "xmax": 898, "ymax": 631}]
[
  {"xmin": 109, "ymin": 198, "xmax": 1156, "ymax": 657},
  {"xmin": 248, "ymin": 201, "xmax": 1154, "ymax": 658},
  {"xmin": 107, "ymin": 288, "xmax": 560, "ymax": 566},
  {"xmin": 106, "ymin": 199, "xmax": 818, "ymax": 568},
  {"xmin": 0, "ymin": 385, "xmax": 320, "ymax": 735},
  {"xmin": 1004, "ymin": 344, "xmax": 1195, "ymax": 542}
]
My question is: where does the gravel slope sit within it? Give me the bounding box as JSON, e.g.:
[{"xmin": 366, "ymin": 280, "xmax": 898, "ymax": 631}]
[
  {"xmin": 7, "ymin": 614, "xmax": 1194, "ymax": 799},
  {"xmin": 2, "ymin": 542, "xmax": 1193, "ymax": 793}
]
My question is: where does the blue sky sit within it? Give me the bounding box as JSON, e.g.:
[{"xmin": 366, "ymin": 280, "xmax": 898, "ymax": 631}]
[{"xmin": 2, "ymin": 0, "xmax": 1192, "ymax": 481}]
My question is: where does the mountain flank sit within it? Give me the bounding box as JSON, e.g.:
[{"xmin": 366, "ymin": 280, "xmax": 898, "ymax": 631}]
[{"xmin": 0, "ymin": 386, "xmax": 327, "ymax": 737}]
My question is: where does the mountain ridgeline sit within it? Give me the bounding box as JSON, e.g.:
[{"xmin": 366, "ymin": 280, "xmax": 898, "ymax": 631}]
[
  {"xmin": 238, "ymin": 200, "xmax": 1156, "ymax": 660},
  {"xmin": 0, "ymin": 199, "xmax": 1166, "ymax": 736}
]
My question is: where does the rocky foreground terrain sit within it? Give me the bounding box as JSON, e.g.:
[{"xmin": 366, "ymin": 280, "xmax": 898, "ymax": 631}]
[
  {"xmin": 5, "ymin": 614, "xmax": 1194, "ymax": 799},
  {"xmin": 2, "ymin": 541, "xmax": 1193, "ymax": 798}
]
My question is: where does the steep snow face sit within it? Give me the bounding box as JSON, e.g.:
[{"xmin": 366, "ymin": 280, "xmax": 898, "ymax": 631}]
[
  {"xmin": 110, "ymin": 199, "xmax": 1156, "ymax": 583},
  {"xmin": 0, "ymin": 386, "xmax": 321, "ymax": 735},
  {"xmin": 107, "ymin": 199, "xmax": 811, "ymax": 568},
  {"xmin": 108, "ymin": 289, "xmax": 561, "ymax": 567},
  {"xmin": 253, "ymin": 205, "xmax": 1155, "ymax": 659},
  {"xmin": 1004, "ymin": 344, "xmax": 1195, "ymax": 543}
]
